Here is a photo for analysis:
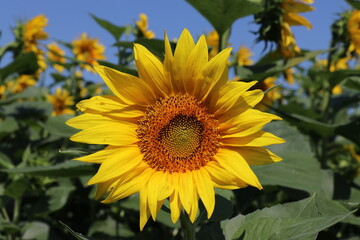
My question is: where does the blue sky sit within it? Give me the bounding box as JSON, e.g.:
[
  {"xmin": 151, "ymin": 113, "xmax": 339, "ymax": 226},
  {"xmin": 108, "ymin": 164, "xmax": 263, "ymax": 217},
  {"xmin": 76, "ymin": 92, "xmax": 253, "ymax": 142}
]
[{"xmin": 0, "ymin": 0, "xmax": 353, "ymax": 75}]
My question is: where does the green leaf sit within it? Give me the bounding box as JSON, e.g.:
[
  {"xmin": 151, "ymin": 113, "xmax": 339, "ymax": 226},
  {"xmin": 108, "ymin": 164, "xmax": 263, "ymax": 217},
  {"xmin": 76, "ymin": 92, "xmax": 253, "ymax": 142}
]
[
  {"xmin": 335, "ymin": 117, "xmax": 360, "ymax": 144},
  {"xmin": 344, "ymin": 76, "xmax": 360, "ymax": 91},
  {"xmin": 0, "ymin": 52, "xmax": 39, "ymax": 79},
  {"xmin": 3, "ymin": 101, "xmax": 53, "ymax": 117},
  {"xmin": 221, "ymin": 194, "xmax": 354, "ymax": 240},
  {"xmin": 97, "ymin": 60, "xmax": 138, "ymax": 77},
  {"xmin": 240, "ymin": 50, "xmax": 326, "ymax": 81},
  {"xmin": 186, "ymin": 0, "xmax": 263, "ymax": 35},
  {"xmin": 88, "ymin": 217, "xmax": 134, "ymax": 237},
  {"xmin": 22, "ymin": 221, "xmax": 49, "ymax": 240},
  {"xmin": 44, "ymin": 114, "xmax": 79, "ymax": 138},
  {"xmin": 91, "ymin": 14, "xmax": 126, "ymax": 41},
  {"xmin": 5, "ymin": 86, "xmax": 47, "ymax": 102},
  {"xmin": 59, "ymin": 221, "xmax": 90, "ymax": 240},
  {"xmin": 346, "ymin": 0, "xmax": 360, "ymax": 9},
  {"xmin": 4, "ymin": 178, "xmax": 28, "ymax": 200},
  {"xmin": 253, "ymin": 121, "xmax": 329, "ymax": 194},
  {"xmin": 0, "ymin": 152, "xmax": 14, "ymax": 169},
  {"xmin": 0, "ymin": 117, "xmax": 19, "ymax": 135},
  {"xmin": 2, "ymin": 161, "xmax": 96, "ymax": 177}
]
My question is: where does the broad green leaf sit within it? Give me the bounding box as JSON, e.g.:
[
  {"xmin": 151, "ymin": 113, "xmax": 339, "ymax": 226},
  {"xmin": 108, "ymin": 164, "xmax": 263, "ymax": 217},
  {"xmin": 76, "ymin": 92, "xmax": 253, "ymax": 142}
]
[
  {"xmin": 335, "ymin": 117, "xmax": 360, "ymax": 144},
  {"xmin": 22, "ymin": 221, "xmax": 49, "ymax": 240},
  {"xmin": 344, "ymin": 76, "xmax": 360, "ymax": 91},
  {"xmin": 88, "ymin": 217, "xmax": 135, "ymax": 237},
  {"xmin": 186, "ymin": 0, "xmax": 263, "ymax": 35},
  {"xmin": 5, "ymin": 86, "xmax": 47, "ymax": 102},
  {"xmin": 0, "ymin": 52, "xmax": 39, "ymax": 79},
  {"xmin": 253, "ymin": 121, "xmax": 329, "ymax": 194},
  {"xmin": 91, "ymin": 14, "xmax": 126, "ymax": 41},
  {"xmin": 346, "ymin": 0, "xmax": 360, "ymax": 9},
  {"xmin": 221, "ymin": 194, "xmax": 354, "ymax": 240},
  {"xmin": 98, "ymin": 60, "xmax": 138, "ymax": 77},
  {"xmin": 239, "ymin": 50, "xmax": 326, "ymax": 81},
  {"xmin": 0, "ymin": 117, "xmax": 18, "ymax": 135},
  {"xmin": 44, "ymin": 114, "xmax": 79, "ymax": 138},
  {"xmin": 0, "ymin": 152, "xmax": 14, "ymax": 169},
  {"xmin": 2, "ymin": 161, "xmax": 96, "ymax": 177},
  {"xmin": 4, "ymin": 178, "xmax": 28, "ymax": 200},
  {"xmin": 3, "ymin": 101, "xmax": 53, "ymax": 117},
  {"xmin": 59, "ymin": 221, "xmax": 90, "ymax": 240}
]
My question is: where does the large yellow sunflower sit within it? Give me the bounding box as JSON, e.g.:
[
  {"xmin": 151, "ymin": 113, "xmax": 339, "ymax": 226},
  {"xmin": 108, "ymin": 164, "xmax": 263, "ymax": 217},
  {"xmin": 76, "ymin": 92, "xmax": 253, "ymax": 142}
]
[{"xmin": 66, "ymin": 29, "xmax": 284, "ymax": 230}]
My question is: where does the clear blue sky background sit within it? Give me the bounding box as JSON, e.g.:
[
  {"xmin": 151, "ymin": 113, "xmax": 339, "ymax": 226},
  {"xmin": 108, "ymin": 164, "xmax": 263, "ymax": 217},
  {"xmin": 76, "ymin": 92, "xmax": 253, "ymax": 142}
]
[{"xmin": 0, "ymin": 0, "xmax": 353, "ymax": 80}]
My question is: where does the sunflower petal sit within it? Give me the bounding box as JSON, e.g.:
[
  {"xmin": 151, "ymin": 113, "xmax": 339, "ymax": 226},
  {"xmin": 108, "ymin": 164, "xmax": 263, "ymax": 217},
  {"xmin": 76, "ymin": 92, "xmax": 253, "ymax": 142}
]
[
  {"xmin": 88, "ymin": 146, "xmax": 143, "ymax": 185},
  {"xmin": 134, "ymin": 44, "xmax": 169, "ymax": 96},
  {"xmin": 93, "ymin": 65, "xmax": 156, "ymax": 106},
  {"xmin": 193, "ymin": 169, "xmax": 215, "ymax": 218},
  {"xmin": 163, "ymin": 32, "xmax": 178, "ymax": 92},
  {"xmin": 235, "ymin": 147, "xmax": 283, "ymax": 165},
  {"xmin": 140, "ymin": 188, "xmax": 151, "ymax": 231},
  {"xmin": 178, "ymin": 171, "xmax": 195, "ymax": 214},
  {"xmin": 74, "ymin": 146, "xmax": 122, "ymax": 163},
  {"xmin": 221, "ymin": 130, "xmax": 285, "ymax": 147},
  {"xmin": 147, "ymin": 171, "xmax": 167, "ymax": 220},
  {"xmin": 70, "ymin": 122, "xmax": 137, "ymax": 145},
  {"xmin": 169, "ymin": 173, "xmax": 182, "ymax": 223},
  {"xmin": 94, "ymin": 178, "xmax": 120, "ymax": 200},
  {"xmin": 215, "ymin": 148, "xmax": 262, "ymax": 189}
]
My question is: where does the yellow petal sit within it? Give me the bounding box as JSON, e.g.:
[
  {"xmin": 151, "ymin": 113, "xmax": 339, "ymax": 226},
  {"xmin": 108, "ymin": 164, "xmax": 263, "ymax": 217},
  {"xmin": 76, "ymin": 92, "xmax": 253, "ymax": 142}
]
[
  {"xmin": 205, "ymin": 161, "xmax": 248, "ymax": 189},
  {"xmin": 183, "ymin": 35, "xmax": 209, "ymax": 95},
  {"xmin": 188, "ymin": 186, "xmax": 199, "ymax": 223},
  {"xmin": 196, "ymin": 48, "xmax": 232, "ymax": 102},
  {"xmin": 221, "ymin": 130, "xmax": 285, "ymax": 147},
  {"xmin": 219, "ymin": 109, "xmax": 282, "ymax": 137},
  {"xmin": 283, "ymin": 13, "xmax": 312, "ymax": 29},
  {"xmin": 163, "ymin": 32, "xmax": 178, "ymax": 92},
  {"xmin": 76, "ymin": 95, "xmax": 144, "ymax": 119},
  {"xmin": 134, "ymin": 44, "xmax": 169, "ymax": 96},
  {"xmin": 147, "ymin": 170, "xmax": 167, "ymax": 220},
  {"xmin": 102, "ymin": 163, "xmax": 150, "ymax": 202},
  {"xmin": 193, "ymin": 168, "xmax": 215, "ymax": 218},
  {"xmin": 140, "ymin": 187, "xmax": 151, "ymax": 231},
  {"xmin": 94, "ymin": 178, "xmax": 120, "ymax": 200},
  {"xmin": 70, "ymin": 122, "xmax": 138, "ymax": 146},
  {"xmin": 210, "ymin": 81, "xmax": 258, "ymax": 114},
  {"xmin": 169, "ymin": 173, "xmax": 182, "ymax": 223},
  {"xmin": 66, "ymin": 113, "xmax": 120, "ymax": 130},
  {"xmin": 234, "ymin": 147, "xmax": 283, "ymax": 165},
  {"xmin": 88, "ymin": 146, "xmax": 143, "ymax": 185},
  {"xmin": 241, "ymin": 89, "xmax": 264, "ymax": 108},
  {"xmin": 74, "ymin": 146, "xmax": 122, "ymax": 163},
  {"xmin": 157, "ymin": 172, "xmax": 175, "ymax": 201},
  {"xmin": 214, "ymin": 148, "xmax": 262, "ymax": 189},
  {"xmin": 174, "ymin": 29, "xmax": 195, "ymax": 85},
  {"xmin": 93, "ymin": 65, "xmax": 156, "ymax": 106},
  {"xmin": 178, "ymin": 171, "xmax": 195, "ymax": 214}
]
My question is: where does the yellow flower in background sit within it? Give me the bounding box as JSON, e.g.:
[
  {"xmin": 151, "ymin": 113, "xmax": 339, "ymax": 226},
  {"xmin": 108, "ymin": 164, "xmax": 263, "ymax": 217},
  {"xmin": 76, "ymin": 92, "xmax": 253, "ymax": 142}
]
[
  {"xmin": 206, "ymin": 30, "xmax": 219, "ymax": 59},
  {"xmin": 23, "ymin": 14, "xmax": 48, "ymax": 52},
  {"xmin": 237, "ymin": 45, "xmax": 254, "ymax": 66},
  {"xmin": 136, "ymin": 13, "xmax": 155, "ymax": 39},
  {"xmin": 47, "ymin": 42, "xmax": 66, "ymax": 72},
  {"xmin": 284, "ymin": 68, "xmax": 295, "ymax": 85},
  {"xmin": 47, "ymin": 88, "xmax": 75, "ymax": 116},
  {"xmin": 281, "ymin": 0, "xmax": 314, "ymax": 29},
  {"xmin": 7, "ymin": 75, "xmax": 36, "ymax": 94},
  {"xmin": 348, "ymin": 10, "xmax": 360, "ymax": 55},
  {"xmin": 66, "ymin": 29, "xmax": 284, "ymax": 230},
  {"xmin": 72, "ymin": 33, "xmax": 106, "ymax": 72},
  {"xmin": 279, "ymin": 22, "xmax": 301, "ymax": 58},
  {"xmin": 253, "ymin": 77, "xmax": 281, "ymax": 111},
  {"xmin": 0, "ymin": 85, "xmax": 6, "ymax": 100}
]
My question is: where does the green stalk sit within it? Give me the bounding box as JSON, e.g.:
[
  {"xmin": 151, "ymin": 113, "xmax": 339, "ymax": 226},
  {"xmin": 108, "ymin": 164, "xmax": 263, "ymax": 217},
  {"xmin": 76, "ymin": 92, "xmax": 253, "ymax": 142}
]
[
  {"xmin": 218, "ymin": 28, "xmax": 231, "ymax": 52},
  {"xmin": 180, "ymin": 211, "xmax": 196, "ymax": 240}
]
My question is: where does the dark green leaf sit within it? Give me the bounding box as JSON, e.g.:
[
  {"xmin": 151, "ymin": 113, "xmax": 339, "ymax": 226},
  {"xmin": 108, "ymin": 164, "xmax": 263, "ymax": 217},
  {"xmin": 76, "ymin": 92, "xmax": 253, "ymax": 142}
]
[
  {"xmin": 346, "ymin": 0, "xmax": 360, "ymax": 9},
  {"xmin": 44, "ymin": 115, "xmax": 79, "ymax": 138},
  {"xmin": 2, "ymin": 161, "xmax": 96, "ymax": 177},
  {"xmin": 186, "ymin": 0, "xmax": 263, "ymax": 35},
  {"xmin": 4, "ymin": 178, "xmax": 28, "ymax": 200},
  {"xmin": 88, "ymin": 217, "xmax": 134, "ymax": 237},
  {"xmin": 3, "ymin": 101, "xmax": 53, "ymax": 117},
  {"xmin": 5, "ymin": 86, "xmax": 47, "ymax": 102},
  {"xmin": 221, "ymin": 194, "xmax": 354, "ymax": 240},
  {"xmin": 0, "ymin": 52, "xmax": 39, "ymax": 79},
  {"xmin": 59, "ymin": 221, "xmax": 90, "ymax": 240},
  {"xmin": 22, "ymin": 221, "xmax": 49, "ymax": 240},
  {"xmin": 344, "ymin": 76, "xmax": 360, "ymax": 91},
  {"xmin": 335, "ymin": 117, "xmax": 360, "ymax": 144},
  {"xmin": 0, "ymin": 117, "xmax": 18, "ymax": 135},
  {"xmin": 97, "ymin": 60, "xmax": 138, "ymax": 77},
  {"xmin": 253, "ymin": 121, "xmax": 329, "ymax": 194},
  {"xmin": 91, "ymin": 14, "xmax": 126, "ymax": 40},
  {"xmin": 0, "ymin": 152, "xmax": 14, "ymax": 169}
]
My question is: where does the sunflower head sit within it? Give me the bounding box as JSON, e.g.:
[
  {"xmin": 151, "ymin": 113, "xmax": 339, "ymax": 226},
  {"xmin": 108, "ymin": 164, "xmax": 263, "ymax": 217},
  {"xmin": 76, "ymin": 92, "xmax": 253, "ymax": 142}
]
[
  {"xmin": 47, "ymin": 88, "xmax": 75, "ymax": 116},
  {"xmin": 72, "ymin": 33, "xmax": 106, "ymax": 72},
  {"xmin": 8, "ymin": 75, "xmax": 37, "ymax": 94},
  {"xmin": 67, "ymin": 29, "xmax": 284, "ymax": 230},
  {"xmin": 23, "ymin": 14, "xmax": 48, "ymax": 52},
  {"xmin": 136, "ymin": 13, "xmax": 155, "ymax": 39}
]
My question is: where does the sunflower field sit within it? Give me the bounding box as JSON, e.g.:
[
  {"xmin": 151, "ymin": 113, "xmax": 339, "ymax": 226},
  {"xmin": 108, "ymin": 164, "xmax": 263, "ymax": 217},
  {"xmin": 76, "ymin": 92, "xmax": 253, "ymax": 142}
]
[{"xmin": 1, "ymin": 0, "xmax": 360, "ymax": 239}]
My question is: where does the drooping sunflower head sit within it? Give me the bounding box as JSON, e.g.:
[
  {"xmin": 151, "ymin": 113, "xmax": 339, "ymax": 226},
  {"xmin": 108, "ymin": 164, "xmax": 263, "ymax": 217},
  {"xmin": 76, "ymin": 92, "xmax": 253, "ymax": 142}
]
[
  {"xmin": 347, "ymin": 10, "xmax": 360, "ymax": 55},
  {"xmin": 47, "ymin": 88, "xmax": 75, "ymax": 116},
  {"xmin": 72, "ymin": 33, "xmax": 106, "ymax": 72},
  {"xmin": 67, "ymin": 29, "xmax": 284, "ymax": 230},
  {"xmin": 23, "ymin": 14, "xmax": 48, "ymax": 52}
]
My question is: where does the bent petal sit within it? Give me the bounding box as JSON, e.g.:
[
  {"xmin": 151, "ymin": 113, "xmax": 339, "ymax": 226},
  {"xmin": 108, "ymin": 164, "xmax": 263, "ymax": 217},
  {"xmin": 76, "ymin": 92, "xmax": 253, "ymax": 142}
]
[{"xmin": 221, "ymin": 130, "xmax": 285, "ymax": 147}]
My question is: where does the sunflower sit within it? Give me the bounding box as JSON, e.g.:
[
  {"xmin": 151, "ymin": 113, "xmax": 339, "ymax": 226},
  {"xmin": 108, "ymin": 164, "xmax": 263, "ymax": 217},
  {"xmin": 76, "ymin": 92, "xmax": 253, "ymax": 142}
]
[
  {"xmin": 7, "ymin": 75, "xmax": 37, "ymax": 94},
  {"xmin": 206, "ymin": 30, "xmax": 220, "ymax": 59},
  {"xmin": 136, "ymin": 13, "xmax": 155, "ymax": 39},
  {"xmin": 23, "ymin": 14, "xmax": 48, "ymax": 53},
  {"xmin": 66, "ymin": 29, "xmax": 284, "ymax": 230},
  {"xmin": 72, "ymin": 33, "xmax": 106, "ymax": 72},
  {"xmin": 237, "ymin": 45, "xmax": 254, "ymax": 66},
  {"xmin": 348, "ymin": 10, "xmax": 360, "ymax": 55},
  {"xmin": 47, "ymin": 42, "xmax": 66, "ymax": 72},
  {"xmin": 281, "ymin": 0, "xmax": 314, "ymax": 30},
  {"xmin": 0, "ymin": 85, "xmax": 6, "ymax": 100},
  {"xmin": 47, "ymin": 88, "xmax": 75, "ymax": 116}
]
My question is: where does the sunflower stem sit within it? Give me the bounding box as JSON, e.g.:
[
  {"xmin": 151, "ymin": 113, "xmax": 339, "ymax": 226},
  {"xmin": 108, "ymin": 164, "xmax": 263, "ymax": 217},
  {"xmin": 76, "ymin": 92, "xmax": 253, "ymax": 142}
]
[{"xmin": 180, "ymin": 211, "xmax": 196, "ymax": 240}]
